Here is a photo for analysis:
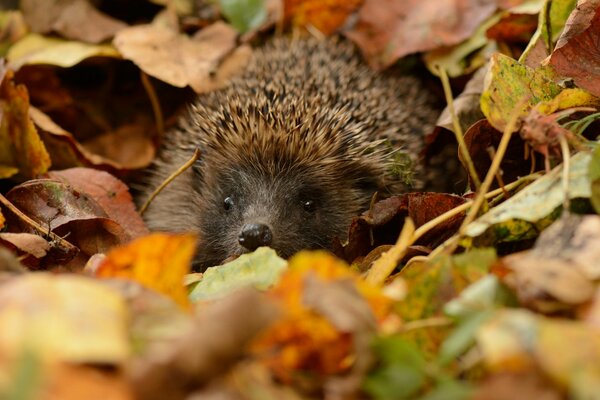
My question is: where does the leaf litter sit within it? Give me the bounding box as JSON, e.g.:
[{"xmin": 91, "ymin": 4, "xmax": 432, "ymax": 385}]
[{"xmin": 2, "ymin": 0, "xmax": 600, "ymax": 399}]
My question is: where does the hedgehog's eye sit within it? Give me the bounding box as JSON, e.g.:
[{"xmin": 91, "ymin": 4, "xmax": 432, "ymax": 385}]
[
  {"xmin": 223, "ymin": 196, "xmax": 235, "ymax": 211},
  {"xmin": 302, "ymin": 199, "xmax": 316, "ymax": 213}
]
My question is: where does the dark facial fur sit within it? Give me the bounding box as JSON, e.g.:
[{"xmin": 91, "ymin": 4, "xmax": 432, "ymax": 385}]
[{"xmin": 141, "ymin": 37, "xmax": 437, "ymax": 271}]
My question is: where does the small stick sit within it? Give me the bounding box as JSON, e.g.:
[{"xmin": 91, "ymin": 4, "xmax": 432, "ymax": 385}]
[
  {"xmin": 456, "ymin": 98, "xmax": 528, "ymax": 239},
  {"xmin": 366, "ymin": 217, "xmax": 415, "ymax": 286},
  {"xmin": 558, "ymin": 134, "xmax": 571, "ymax": 211},
  {"xmin": 139, "ymin": 148, "xmax": 201, "ymax": 216},
  {"xmin": 0, "ymin": 193, "xmax": 78, "ymax": 253},
  {"xmin": 437, "ymin": 66, "xmax": 482, "ymax": 191},
  {"xmin": 411, "ymin": 172, "xmax": 541, "ymax": 245}
]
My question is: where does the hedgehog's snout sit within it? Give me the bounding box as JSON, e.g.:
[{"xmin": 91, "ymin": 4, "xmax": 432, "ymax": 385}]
[{"xmin": 238, "ymin": 223, "xmax": 273, "ymax": 251}]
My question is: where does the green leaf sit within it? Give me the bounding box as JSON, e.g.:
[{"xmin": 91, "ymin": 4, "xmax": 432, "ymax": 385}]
[
  {"xmin": 218, "ymin": 0, "xmax": 267, "ymax": 33},
  {"xmin": 464, "ymin": 151, "xmax": 592, "ymax": 239},
  {"xmin": 189, "ymin": 247, "xmax": 287, "ymax": 302},
  {"xmin": 438, "ymin": 310, "xmax": 494, "ymax": 366},
  {"xmin": 520, "ymin": 0, "xmax": 578, "ymax": 64},
  {"xmin": 481, "ymin": 53, "xmax": 562, "ymax": 131},
  {"xmin": 365, "ymin": 337, "xmax": 428, "ymax": 400}
]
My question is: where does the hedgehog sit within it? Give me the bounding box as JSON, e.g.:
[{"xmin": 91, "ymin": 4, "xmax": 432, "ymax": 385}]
[{"xmin": 142, "ymin": 37, "xmax": 438, "ymax": 271}]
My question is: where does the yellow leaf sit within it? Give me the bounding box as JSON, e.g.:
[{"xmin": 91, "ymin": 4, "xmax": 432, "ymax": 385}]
[
  {"xmin": 96, "ymin": 233, "xmax": 196, "ymax": 310},
  {"xmin": 0, "ymin": 274, "xmax": 129, "ymax": 364}
]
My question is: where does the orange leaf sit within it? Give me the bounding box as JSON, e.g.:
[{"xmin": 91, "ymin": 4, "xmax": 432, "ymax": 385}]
[
  {"xmin": 284, "ymin": 0, "xmax": 363, "ymax": 35},
  {"xmin": 96, "ymin": 233, "xmax": 196, "ymax": 310},
  {"xmin": 252, "ymin": 251, "xmax": 392, "ymax": 381},
  {"xmin": 0, "ymin": 68, "xmax": 51, "ymax": 179}
]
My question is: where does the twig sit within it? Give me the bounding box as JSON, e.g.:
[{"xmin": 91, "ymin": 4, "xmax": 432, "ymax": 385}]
[
  {"xmin": 487, "ymin": 146, "xmax": 509, "ymax": 198},
  {"xmin": 456, "ymin": 98, "xmax": 528, "ymax": 240},
  {"xmin": 0, "ymin": 193, "xmax": 78, "ymax": 253},
  {"xmin": 366, "ymin": 217, "xmax": 415, "ymax": 286},
  {"xmin": 558, "ymin": 134, "xmax": 571, "ymax": 211},
  {"xmin": 412, "ymin": 172, "xmax": 541, "ymax": 245},
  {"xmin": 437, "ymin": 66, "xmax": 482, "ymax": 191},
  {"xmin": 141, "ymin": 71, "xmax": 164, "ymax": 140},
  {"xmin": 140, "ymin": 148, "xmax": 201, "ymax": 215}
]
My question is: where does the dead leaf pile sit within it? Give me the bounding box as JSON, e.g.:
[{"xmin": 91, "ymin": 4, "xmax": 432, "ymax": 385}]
[{"xmin": 1, "ymin": 0, "xmax": 600, "ymax": 399}]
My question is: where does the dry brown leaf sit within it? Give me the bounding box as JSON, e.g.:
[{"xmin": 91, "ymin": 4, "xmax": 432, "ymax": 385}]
[
  {"xmin": 30, "ymin": 106, "xmax": 153, "ymax": 172},
  {"xmin": 47, "ymin": 168, "xmax": 148, "ymax": 239},
  {"xmin": 5, "ymin": 179, "xmax": 130, "ymax": 264},
  {"xmin": 21, "ymin": 0, "xmax": 127, "ymax": 43},
  {"xmin": 501, "ymin": 214, "xmax": 600, "ymax": 311},
  {"xmin": 0, "ymin": 232, "xmax": 49, "ymax": 258},
  {"xmin": 130, "ymin": 289, "xmax": 278, "ymax": 400},
  {"xmin": 80, "ymin": 124, "xmax": 156, "ymax": 171},
  {"xmin": 346, "ymin": 0, "xmax": 497, "ymax": 69},
  {"xmin": 549, "ymin": 0, "xmax": 600, "ymax": 97},
  {"xmin": 114, "ymin": 21, "xmax": 249, "ymax": 93}
]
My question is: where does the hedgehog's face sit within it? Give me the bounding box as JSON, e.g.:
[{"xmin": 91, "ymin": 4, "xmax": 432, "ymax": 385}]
[{"xmin": 191, "ymin": 166, "xmax": 368, "ymax": 271}]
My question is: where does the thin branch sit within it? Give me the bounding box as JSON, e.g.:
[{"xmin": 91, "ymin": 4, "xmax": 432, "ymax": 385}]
[
  {"xmin": 140, "ymin": 148, "xmax": 201, "ymax": 216},
  {"xmin": 437, "ymin": 66, "xmax": 482, "ymax": 191},
  {"xmin": 0, "ymin": 193, "xmax": 78, "ymax": 254}
]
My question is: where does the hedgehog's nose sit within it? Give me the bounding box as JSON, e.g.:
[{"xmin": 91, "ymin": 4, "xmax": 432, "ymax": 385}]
[{"xmin": 238, "ymin": 223, "xmax": 273, "ymax": 251}]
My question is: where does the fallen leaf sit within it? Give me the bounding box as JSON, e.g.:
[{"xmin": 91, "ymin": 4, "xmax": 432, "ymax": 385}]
[
  {"xmin": 5, "ymin": 179, "xmax": 129, "ymax": 259},
  {"xmin": 0, "ymin": 68, "xmax": 51, "ymax": 180},
  {"xmin": 476, "ymin": 309, "xmax": 539, "ymax": 371},
  {"xmin": 114, "ymin": 21, "xmax": 249, "ymax": 93},
  {"xmin": 96, "ymin": 233, "xmax": 197, "ymax": 310},
  {"xmin": 0, "ymin": 273, "xmax": 130, "ymax": 363},
  {"xmin": 434, "ymin": 64, "xmax": 486, "ymax": 133},
  {"xmin": 80, "ymin": 123, "xmax": 156, "ymax": 170},
  {"xmin": 7, "ymin": 33, "xmax": 120, "ymax": 70},
  {"xmin": 463, "ymin": 119, "xmax": 539, "ymax": 189},
  {"xmin": 189, "ymin": 246, "xmax": 287, "ymax": 302},
  {"xmin": 130, "ymin": 289, "xmax": 278, "ymax": 400},
  {"xmin": 346, "ymin": 0, "xmax": 497, "ymax": 69},
  {"xmin": 501, "ymin": 214, "xmax": 600, "ymax": 311},
  {"xmin": 284, "ymin": 0, "xmax": 362, "ymax": 36},
  {"xmin": 48, "ymin": 168, "xmax": 149, "ymax": 239},
  {"xmin": 535, "ymin": 318, "xmax": 600, "ymax": 397},
  {"xmin": 549, "ymin": 0, "xmax": 600, "ymax": 98},
  {"xmin": 519, "ymin": 0, "xmax": 577, "ymax": 67},
  {"xmin": 219, "ymin": 0, "xmax": 268, "ymax": 33},
  {"xmin": 480, "ymin": 53, "xmax": 562, "ymax": 132},
  {"xmin": 425, "ymin": 15, "xmax": 499, "ymax": 78},
  {"xmin": 101, "ymin": 279, "xmax": 193, "ymax": 355},
  {"xmin": 21, "ymin": 0, "xmax": 127, "ymax": 43},
  {"xmin": 0, "ymin": 232, "xmax": 49, "ymax": 258},
  {"xmin": 336, "ymin": 193, "xmax": 466, "ymax": 265},
  {"xmin": 464, "ymin": 151, "xmax": 591, "ymax": 239},
  {"xmin": 252, "ymin": 251, "xmax": 392, "ymax": 386},
  {"xmin": 29, "ymin": 106, "xmax": 151, "ymax": 173}
]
